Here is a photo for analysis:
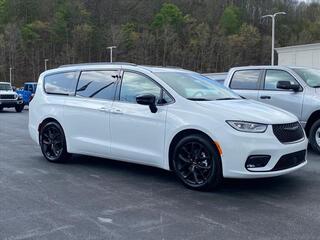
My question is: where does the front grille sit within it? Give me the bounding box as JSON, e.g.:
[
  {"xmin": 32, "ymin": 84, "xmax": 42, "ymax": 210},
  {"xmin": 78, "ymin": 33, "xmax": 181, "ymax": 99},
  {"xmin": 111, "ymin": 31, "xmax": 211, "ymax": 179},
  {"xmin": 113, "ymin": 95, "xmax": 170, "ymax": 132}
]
[
  {"xmin": 0, "ymin": 94, "xmax": 15, "ymax": 100},
  {"xmin": 272, "ymin": 122, "xmax": 304, "ymax": 143},
  {"xmin": 272, "ymin": 150, "xmax": 306, "ymax": 171}
]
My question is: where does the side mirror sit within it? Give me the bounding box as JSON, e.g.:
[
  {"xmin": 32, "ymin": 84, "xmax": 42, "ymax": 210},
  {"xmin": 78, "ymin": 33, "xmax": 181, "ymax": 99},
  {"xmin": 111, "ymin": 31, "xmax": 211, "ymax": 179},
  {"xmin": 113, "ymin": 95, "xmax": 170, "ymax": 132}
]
[
  {"xmin": 136, "ymin": 94, "xmax": 158, "ymax": 113},
  {"xmin": 277, "ymin": 81, "xmax": 300, "ymax": 92}
]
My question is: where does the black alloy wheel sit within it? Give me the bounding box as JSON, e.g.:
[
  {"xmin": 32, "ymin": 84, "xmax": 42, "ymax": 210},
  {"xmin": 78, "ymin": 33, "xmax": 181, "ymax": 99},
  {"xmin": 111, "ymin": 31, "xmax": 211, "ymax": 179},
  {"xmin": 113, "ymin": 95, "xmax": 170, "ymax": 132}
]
[
  {"xmin": 173, "ymin": 134, "xmax": 222, "ymax": 191},
  {"xmin": 40, "ymin": 122, "xmax": 70, "ymax": 162},
  {"xmin": 309, "ymin": 119, "xmax": 320, "ymax": 154}
]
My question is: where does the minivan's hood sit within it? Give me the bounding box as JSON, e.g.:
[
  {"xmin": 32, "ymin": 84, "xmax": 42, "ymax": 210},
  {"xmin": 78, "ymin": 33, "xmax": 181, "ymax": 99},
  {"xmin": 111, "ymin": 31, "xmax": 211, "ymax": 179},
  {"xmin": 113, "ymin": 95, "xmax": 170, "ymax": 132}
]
[{"xmin": 196, "ymin": 99, "xmax": 298, "ymax": 125}]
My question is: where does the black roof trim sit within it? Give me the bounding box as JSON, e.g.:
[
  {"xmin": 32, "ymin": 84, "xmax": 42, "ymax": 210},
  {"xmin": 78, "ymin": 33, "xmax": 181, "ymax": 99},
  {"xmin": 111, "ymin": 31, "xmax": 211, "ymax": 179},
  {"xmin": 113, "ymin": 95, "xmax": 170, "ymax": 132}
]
[{"xmin": 59, "ymin": 62, "xmax": 137, "ymax": 68}]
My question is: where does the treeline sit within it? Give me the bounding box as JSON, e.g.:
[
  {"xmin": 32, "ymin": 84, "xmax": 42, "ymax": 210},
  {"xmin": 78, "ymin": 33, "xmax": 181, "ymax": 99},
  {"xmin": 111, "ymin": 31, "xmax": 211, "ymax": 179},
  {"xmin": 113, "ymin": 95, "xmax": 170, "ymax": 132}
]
[{"xmin": 0, "ymin": 0, "xmax": 320, "ymax": 85}]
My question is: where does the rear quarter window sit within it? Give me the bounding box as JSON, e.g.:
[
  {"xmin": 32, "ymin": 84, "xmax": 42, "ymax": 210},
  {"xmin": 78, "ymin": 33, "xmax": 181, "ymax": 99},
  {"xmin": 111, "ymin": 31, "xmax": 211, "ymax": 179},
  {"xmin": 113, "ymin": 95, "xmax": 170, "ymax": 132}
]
[
  {"xmin": 44, "ymin": 72, "xmax": 78, "ymax": 95},
  {"xmin": 230, "ymin": 70, "xmax": 261, "ymax": 90}
]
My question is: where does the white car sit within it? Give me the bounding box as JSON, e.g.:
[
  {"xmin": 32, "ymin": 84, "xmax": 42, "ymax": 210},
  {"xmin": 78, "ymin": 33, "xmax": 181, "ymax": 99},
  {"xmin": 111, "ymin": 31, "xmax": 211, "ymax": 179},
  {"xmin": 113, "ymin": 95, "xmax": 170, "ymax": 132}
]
[
  {"xmin": 29, "ymin": 63, "xmax": 308, "ymax": 190},
  {"xmin": 0, "ymin": 82, "xmax": 24, "ymax": 112}
]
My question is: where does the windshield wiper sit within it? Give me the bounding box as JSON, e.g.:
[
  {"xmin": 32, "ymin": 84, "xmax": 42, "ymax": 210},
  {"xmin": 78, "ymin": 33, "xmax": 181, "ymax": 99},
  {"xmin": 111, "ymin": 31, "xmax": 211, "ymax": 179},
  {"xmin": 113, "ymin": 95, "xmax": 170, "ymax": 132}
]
[
  {"xmin": 187, "ymin": 98, "xmax": 210, "ymax": 101},
  {"xmin": 313, "ymin": 85, "xmax": 320, "ymax": 88},
  {"xmin": 215, "ymin": 97, "xmax": 239, "ymax": 101}
]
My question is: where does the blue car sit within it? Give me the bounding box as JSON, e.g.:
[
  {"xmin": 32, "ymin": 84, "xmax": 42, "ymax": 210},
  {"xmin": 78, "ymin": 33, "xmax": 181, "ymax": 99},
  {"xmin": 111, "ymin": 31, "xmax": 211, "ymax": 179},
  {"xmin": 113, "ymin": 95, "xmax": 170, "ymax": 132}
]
[{"xmin": 16, "ymin": 82, "xmax": 37, "ymax": 105}]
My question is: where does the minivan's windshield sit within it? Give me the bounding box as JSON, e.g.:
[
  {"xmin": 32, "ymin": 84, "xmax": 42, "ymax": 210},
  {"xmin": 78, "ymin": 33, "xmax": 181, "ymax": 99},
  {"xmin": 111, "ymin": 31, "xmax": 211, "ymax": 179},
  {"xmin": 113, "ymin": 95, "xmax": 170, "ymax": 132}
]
[
  {"xmin": 155, "ymin": 72, "xmax": 241, "ymax": 101},
  {"xmin": 292, "ymin": 68, "xmax": 320, "ymax": 88},
  {"xmin": 0, "ymin": 83, "xmax": 11, "ymax": 91}
]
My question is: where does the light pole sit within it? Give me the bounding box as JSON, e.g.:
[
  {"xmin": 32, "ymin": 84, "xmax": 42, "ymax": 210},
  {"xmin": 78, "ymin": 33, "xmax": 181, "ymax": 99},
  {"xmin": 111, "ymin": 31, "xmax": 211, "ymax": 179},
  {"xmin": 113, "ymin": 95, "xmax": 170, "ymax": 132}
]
[
  {"xmin": 262, "ymin": 12, "xmax": 286, "ymax": 66},
  {"xmin": 107, "ymin": 46, "xmax": 117, "ymax": 63},
  {"xmin": 44, "ymin": 59, "xmax": 49, "ymax": 71},
  {"xmin": 9, "ymin": 67, "xmax": 14, "ymax": 85}
]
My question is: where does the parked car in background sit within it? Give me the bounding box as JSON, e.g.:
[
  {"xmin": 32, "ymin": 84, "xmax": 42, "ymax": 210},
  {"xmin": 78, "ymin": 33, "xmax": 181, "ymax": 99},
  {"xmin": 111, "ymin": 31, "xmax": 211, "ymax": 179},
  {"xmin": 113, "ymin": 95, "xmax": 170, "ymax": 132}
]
[
  {"xmin": 224, "ymin": 66, "xmax": 320, "ymax": 153},
  {"xmin": 0, "ymin": 82, "xmax": 24, "ymax": 112},
  {"xmin": 16, "ymin": 82, "xmax": 37, "ymax": 105},
  {"xmin": 29, "ymin": 63, "xmax": 307, "ymax": 191},
  {"xmin": 203, "ymin": 72, "xmax": 228, "ymax": 85}
]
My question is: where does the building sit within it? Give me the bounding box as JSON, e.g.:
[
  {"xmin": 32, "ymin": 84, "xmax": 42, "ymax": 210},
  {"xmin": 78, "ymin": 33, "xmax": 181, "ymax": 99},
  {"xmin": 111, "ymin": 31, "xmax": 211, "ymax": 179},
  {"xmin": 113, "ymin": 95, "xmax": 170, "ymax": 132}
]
[{"xmin": 276, "ymin": 43, "xmax": 320, "ymax": 68}]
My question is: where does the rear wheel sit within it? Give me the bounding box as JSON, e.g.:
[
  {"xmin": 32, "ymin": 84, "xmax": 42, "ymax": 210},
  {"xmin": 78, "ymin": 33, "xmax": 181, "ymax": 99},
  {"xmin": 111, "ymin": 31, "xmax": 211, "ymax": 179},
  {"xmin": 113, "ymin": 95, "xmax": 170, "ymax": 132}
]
[
  {"xmin": 309, "ymin": 119, "xmax": 320, "ymax": 154},
  {"xmin": 172, "ymin": 134, "xmax": 222, "ymax": 191},
  {"xmin": 40, "ymin": 122, "xmax": 70, "ymax": 162},
  {"xmin": 0, "ymin": 107, "xmax": 3, "ymax": 112},
  {"xmin": 15, "ymin": 104, "xmax": 24, "ymax": 112}
]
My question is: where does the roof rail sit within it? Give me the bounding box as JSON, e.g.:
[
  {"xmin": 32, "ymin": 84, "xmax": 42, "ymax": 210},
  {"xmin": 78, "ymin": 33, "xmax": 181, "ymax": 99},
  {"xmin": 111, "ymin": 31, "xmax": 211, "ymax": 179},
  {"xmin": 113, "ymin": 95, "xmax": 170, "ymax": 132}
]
[
  {"xmin": 141, "ymin": 65, "xmax": 183, "ymax": 69},
  {"xmin": 59, "ymin": 62, "xmax": 137, "ymax": 68}
]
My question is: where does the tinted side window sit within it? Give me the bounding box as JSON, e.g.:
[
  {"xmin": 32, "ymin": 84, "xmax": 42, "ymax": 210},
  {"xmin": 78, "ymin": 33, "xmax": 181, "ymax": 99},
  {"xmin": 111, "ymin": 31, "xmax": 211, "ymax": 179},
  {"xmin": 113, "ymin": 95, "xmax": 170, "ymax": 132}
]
[
  {"xmin": 265, "ymin": 70, "xmax": 299, "ymax": 90},
  {"xmin": 44, "ymin": 72, "xmax": 78, "ymax": 95},
  {"xmin": 120, "ymin": 72, "xmax": 161, "ymax": 103},
  {"xmin": 230, "ymin": 70, "xmax": 261, "ymax": 90},
  {"xmin": 76, "ymin": 71, "xmax": 118, "ymax": 100}
]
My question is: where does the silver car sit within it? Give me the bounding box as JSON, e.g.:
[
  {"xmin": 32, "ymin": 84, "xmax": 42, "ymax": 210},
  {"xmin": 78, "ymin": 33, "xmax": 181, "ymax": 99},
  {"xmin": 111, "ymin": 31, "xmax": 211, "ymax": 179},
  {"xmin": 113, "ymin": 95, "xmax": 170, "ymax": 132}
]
[{"xmin": 224, "ymin": 66, "xmax": 320, "ymax": 153}]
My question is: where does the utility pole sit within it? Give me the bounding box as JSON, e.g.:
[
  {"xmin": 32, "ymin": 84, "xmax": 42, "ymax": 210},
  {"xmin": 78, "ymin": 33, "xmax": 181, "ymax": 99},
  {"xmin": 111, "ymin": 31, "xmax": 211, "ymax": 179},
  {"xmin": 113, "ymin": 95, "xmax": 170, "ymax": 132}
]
[
  {"xmin": 45, "ymin": 59, "xmax": 49, "ymax": 71},
  {"xmin": 9, "ymin": 67, "xmax": 14, "ymax": 85},
  {"xmin": 262, "ymin": 12, "xmax": 286, "ymax": 66},
  {"xmin": 107, "ymin": 46, "xmax": 117, "ymax": 63}
]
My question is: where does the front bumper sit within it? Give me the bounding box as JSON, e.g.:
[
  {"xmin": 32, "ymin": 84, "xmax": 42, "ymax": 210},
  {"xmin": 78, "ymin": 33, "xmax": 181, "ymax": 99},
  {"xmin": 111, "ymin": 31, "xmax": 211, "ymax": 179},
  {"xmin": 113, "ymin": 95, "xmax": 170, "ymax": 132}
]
[
  {"xmin": 0, "ymin": 99, "xmax": 24, "ymax": 108},
  {"xmin": 217, "ymin": 125, "xmax": 308, "ymax": 179}
]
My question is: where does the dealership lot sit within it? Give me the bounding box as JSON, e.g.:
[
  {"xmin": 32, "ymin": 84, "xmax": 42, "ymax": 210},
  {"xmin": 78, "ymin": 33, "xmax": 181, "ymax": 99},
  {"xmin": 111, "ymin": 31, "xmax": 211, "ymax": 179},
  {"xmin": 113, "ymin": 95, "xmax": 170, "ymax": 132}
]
[{"xmin": 1, "ymin": 109, "xmax": 320, "ymax": 240}]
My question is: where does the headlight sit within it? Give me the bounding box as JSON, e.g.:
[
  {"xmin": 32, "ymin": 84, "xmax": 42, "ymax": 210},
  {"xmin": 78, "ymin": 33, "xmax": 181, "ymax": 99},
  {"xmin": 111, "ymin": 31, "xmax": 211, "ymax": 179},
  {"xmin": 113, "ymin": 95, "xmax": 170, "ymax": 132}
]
[
  {"xmin": 18, "ymin": 95, "xmax": 23, "ymax": 100},
  {"xmin": 226, "ymin": 121, "xmax": 267, "ymax": 133}
]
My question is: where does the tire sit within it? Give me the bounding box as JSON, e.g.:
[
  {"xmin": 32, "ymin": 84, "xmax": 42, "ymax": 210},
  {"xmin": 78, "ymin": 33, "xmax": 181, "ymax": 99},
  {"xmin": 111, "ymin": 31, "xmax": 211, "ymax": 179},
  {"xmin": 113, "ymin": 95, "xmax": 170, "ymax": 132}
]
[
  {"xmin": 172, "ymin": 134, "xmax": 222, "ymax": 191},
  {"xmin": 15, "ymin": 104, "xmax": 24, "ymax": 112},
  {"xmin": 39, "ymin": 121, "xmax": 71, "ymax": 163},
  {"xmin": 0, "ymin": 107, "xmax": 3, "ymax": 112},
  {"xmin": 309, "ymin": 119, "xmax": 320, "ymax": 154}
]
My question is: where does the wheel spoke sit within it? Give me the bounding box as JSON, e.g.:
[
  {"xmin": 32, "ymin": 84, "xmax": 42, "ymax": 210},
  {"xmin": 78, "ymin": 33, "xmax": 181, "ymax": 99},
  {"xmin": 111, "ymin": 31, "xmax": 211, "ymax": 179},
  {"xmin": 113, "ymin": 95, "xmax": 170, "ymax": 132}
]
[
  {"xmin": 197, "ymin": 164, "xmax": 210, "ymax": 170},
  {"xmin": 196, "ymin": 168, "xmax": 206, "ymax": 179},
  {"xmin": 43, "ymin": 139, "xmax": 51, "ymax": 145},
  {"xmin": 178, "ymin": 154, "xmax": 191, "ymax": 163},
  {"xmin": 192, "ymin": 170, "xmax": 200, "ymax": 184},
  {"xmin": 178, "ymin": 162, "xmax": 190, "ymax": 171},
  {"xmin": 181, "ymin": 146, "xmax": 190, "ymax": 155},
  {"xmin": 182, "ymin": 171, "xmax": 192, "ymax": 179}
]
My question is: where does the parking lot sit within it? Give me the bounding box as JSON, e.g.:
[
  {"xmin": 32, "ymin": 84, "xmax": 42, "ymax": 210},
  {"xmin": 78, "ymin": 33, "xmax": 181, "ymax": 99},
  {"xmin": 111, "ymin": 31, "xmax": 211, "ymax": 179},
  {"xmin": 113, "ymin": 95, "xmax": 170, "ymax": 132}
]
[{"xmin": 0, "ymin": 109, "xmax": 319, "ymax": 240}]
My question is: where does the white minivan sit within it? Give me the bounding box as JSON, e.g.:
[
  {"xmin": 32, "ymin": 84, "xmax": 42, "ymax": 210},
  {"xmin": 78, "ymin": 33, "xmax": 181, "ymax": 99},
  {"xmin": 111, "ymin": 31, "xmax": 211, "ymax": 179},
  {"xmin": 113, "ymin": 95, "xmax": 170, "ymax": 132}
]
[{"xmin": 29, "ymin": 63, "xmax": 308, "ymax": 190}]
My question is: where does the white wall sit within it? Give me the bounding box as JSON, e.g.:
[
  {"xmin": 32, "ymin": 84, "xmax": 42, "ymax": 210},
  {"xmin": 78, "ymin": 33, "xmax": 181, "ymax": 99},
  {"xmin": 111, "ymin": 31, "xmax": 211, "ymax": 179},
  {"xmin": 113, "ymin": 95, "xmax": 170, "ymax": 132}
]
[{"xmin": 277, "ymin": 44, "xmax": 320, "ymax": 68}]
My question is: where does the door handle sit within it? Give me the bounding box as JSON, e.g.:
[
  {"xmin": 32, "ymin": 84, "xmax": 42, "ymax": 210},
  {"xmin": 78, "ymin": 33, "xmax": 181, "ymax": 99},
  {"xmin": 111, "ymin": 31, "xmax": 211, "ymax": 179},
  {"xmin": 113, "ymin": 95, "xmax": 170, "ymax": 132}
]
[
  {"xmin": 260, "ymin": 96, "xmax": 271, "ymax": 100},
  {"xmin": 98, "ymin": 107, "xmax": 110, "ymax": 112},
  {"xmin": 110, "ymin": 108, "xmax": 124, "ymax": 114}
]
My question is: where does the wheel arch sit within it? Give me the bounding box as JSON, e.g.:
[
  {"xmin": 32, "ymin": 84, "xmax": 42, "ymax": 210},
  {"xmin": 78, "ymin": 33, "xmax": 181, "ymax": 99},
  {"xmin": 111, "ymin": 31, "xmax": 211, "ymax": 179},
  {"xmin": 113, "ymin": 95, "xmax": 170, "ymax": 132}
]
[
  {"xmin": 38, "ymin": 117, "xmax": 62, "ymax": 133},
  {"xmin": 305, "ymin": 110, "xmax": 320, "ymax": 136},
  {"xmin": 168, "ymin": 128, "xmax": 221, "ymax": 171}
]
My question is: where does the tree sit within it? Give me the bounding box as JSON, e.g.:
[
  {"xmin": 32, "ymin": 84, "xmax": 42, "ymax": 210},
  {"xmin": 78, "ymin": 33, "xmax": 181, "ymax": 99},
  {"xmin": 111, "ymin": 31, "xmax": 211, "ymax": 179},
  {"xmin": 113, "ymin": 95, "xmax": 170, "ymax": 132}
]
[
  {"xmin": 151, "ymin": 3, "xmax": 186, "ymax": 65},
  {"xmin": 220, "ymin": 6, "xmax": 242, "ymax": 35}
]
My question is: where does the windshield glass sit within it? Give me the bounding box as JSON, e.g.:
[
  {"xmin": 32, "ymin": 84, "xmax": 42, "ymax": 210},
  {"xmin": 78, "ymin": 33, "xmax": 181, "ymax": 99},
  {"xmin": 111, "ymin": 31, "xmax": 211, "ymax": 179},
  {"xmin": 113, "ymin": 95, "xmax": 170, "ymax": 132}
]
[
  {"xmin": 292, "ymin": 68, "xmax": 320, "ymax": 88},
  {"xmin": 0, "ymin": 83, "xmax": 11, "ymax": 91},
  {"xmin": 155, "ymin": 72, "xmax": 240, "ymax": 101}
]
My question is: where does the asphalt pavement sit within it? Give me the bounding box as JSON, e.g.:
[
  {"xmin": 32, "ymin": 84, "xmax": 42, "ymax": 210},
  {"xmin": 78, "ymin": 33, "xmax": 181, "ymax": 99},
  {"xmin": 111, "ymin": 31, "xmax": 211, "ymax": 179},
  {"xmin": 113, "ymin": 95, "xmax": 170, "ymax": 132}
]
[{"xmin": 0, "ymin": 109, "xmax": 319, "ymax": 240}]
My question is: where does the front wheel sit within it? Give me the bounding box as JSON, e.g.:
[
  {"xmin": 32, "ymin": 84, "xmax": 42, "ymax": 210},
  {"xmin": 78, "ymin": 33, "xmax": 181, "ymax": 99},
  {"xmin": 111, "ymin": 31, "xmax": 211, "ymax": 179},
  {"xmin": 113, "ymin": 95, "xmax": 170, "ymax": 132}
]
[
  {"xmin": 309, "ymin": 119, "xmax": 320, "ymax": 154},
  {"xmin": 40, "ymin": 122, "xmax": 70, "ymax": 163},
  {"xmin": 15, "ymin": 104, "xmax": 24, "ymax": 112},
  {"xmin": 172, "ymin": 134, "xmax": 222, "ymax": 191}
]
